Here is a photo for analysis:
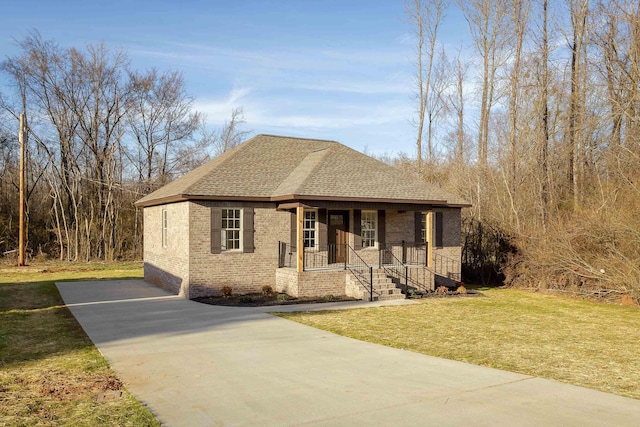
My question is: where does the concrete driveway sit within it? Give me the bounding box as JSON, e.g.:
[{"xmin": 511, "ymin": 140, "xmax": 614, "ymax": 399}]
[{"xmin": 57, "ymin": 280, "xmax": 640, "ymax": 426}]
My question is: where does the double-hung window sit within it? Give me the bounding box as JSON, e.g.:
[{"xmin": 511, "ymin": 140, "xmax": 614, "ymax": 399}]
[
  {"xmin": 303, "ymin": 210, "xmax": 317, "ymax": 248},
  {"xmin": 421, "ymin": 212, "xmax": 427, "ymax": 243},
  {"xmin": 221, "ymin": 208, "xmax": 242, "ymax": 251},
  {"xmin": 361, "ymin": 210, "xmax": 377, "ymax": 248}
]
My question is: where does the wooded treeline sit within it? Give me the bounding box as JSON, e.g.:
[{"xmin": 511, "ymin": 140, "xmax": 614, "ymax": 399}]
[
  {"xmin": 406, "ymin": 0, "xmax": 640, "ymax": 299},
  {"xmin": 0, "ymin": 32, "xmax": 246, "ymax": 261}
]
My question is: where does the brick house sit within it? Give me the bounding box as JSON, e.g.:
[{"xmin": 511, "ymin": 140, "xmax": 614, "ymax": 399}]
[{"xmin": 135, "ymin": 134, "xmax": 470, "ymax": 300}]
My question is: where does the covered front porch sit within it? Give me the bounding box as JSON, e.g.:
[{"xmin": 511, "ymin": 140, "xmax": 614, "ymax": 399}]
[{"xmin": 274, "ymin": 204, "xmax": 458, "ymax": 301}]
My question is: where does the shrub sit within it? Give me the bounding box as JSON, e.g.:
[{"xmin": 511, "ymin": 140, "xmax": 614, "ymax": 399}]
[
  {"xmin": 238, "ymin": 295, "xmax": 252, "ymax": 304},
  {"xmin": 322, "ymin": 294, "xmax": 334, "ymax": 302},
  {"xmin": 456, "ymin": 284, "xmax": 467, "ymax": 294},
  {"xmin": 261, "ymin": 285, "xmax": 274, "ymax": 296},
  {"xmin": 221, "ymin": 286, "xmax": 233, "ymax": 298},
  {"xmin": 276, "ymin": 293, "xmax": 289, "ymax": 302},
  {"xmin": 436, "ymin": 285, "xmax": 448, "ymax": 294}
]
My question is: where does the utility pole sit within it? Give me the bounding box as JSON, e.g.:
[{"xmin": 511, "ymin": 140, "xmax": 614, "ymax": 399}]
[{"xmin": 18, "ymin": 113, "xmax": 26, "ymax": 266}]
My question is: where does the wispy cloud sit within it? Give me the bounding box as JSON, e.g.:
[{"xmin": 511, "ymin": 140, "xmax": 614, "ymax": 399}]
[
  {"xmin": 193, "ymin": 87, "xmax": 251, "ymax": 123},
  {"xmin": 129, "ymin": 39, "xmax": 416, "ymax": 153}
]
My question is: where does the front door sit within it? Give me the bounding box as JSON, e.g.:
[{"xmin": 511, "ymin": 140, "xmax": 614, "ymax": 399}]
[{"xmin": 328, "ymin": 210, "xmax": 349, "ymax": 264}]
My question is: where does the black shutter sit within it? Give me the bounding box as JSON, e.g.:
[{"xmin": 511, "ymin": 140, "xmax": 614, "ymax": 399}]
[
  {"xmin": 290, "ymin": 211, "xmax": 297, "ymax": 249},
  {"xmin": 211, "ymin": 208, "xmax": 221, "ymax": 254},
  {"xmin": 243, "ymin": 207, "xmax": 254, "ymax": 253},
  {"xmin": 318, "ymin": 209, "xmax": 327, "ymax": 248},
  {"xmin": 353, "ymin": 209, "xmax": 362, "ymax": 250},
  {"xmin": 435, "ymin": 211, "xmax": 443, "ymax": 247},
  {"xmin": 377, "ymin": 210, "xmax": 386, "ymax": 248},
  {"xmin": 414, "ymin": 211, "xmax": 423, "ymax": 244}
]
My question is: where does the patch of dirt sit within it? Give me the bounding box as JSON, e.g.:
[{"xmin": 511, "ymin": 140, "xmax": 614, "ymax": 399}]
[
  {"xmin": 36, "ymin": 374, "xmax": 123, "ymax": 401},
  {"xmin": 194, "ymin": 293, "xmax": 358, "ymax": 307}
]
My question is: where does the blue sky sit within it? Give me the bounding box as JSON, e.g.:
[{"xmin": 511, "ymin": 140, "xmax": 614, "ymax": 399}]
[{"xmin": 0, "ymin": 0, "xmax": 469, "ymax": 156}]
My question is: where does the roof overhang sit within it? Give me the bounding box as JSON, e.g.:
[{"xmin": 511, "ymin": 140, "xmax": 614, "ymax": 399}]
[
  {"xmin": 271, "ymin": 194, "xmax": 459, "ymax": 207},
  {"xmin": 135, "ymin": 193, "xmax": 471, "ymax": 209}
]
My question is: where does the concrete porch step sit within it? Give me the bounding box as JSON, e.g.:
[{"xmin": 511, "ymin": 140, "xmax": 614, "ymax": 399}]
[
  {"xmin": 376, "ymin": 293, "xmax": 406, "ymax": 301},
  {"xmin": 361, "ymin": 283, "xmax": 397, "ymax": 292},
  {"xmin": 347, "ymin": 269, "xmax": 406, "ymax": 301},
  {"xmin": 365, "ymin": 290, "xmax": 405, "ymax": 301}
]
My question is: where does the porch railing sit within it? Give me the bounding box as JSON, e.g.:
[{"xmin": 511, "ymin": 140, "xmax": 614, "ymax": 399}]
[
  {"xmin": 277, "ymin": 241, "xmax": 375, "ymax": 301},
  {"xmin": 381, "ymin": 241, "xmax": 428, "ymax": 266},
  {"xmin": 379, "ymin": 244, "xmax": 408, "ymax": 294},
  {"xmin": 433, "ymin": 253, "xmax": 461, "ymax": 282},
  {"xmin": 345, "ymin": 243, "xmax": 375, "ymax": 302},
  {"xmin": 278, "ymin": 242, "xmax": 350, "ymax": 270},
  {"xmin": 278, "ymin": 242, "xmax": 296, "ymax": 268},
  {"xmin": 379, "ymin": 244, "xmax": 435, "ymax": 296}
]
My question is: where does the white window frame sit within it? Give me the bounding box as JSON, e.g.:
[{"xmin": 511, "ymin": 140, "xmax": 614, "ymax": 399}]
[
  {"xmin": 361, "ymin": 210, "xmax": 377, "ymax": 249},
  {"xmin": 221, "ymin": 208, "xmax": 242, "ymax": 251},
  {"xmin": 421, "ymin": 212, "xmax": 427, "ymax": 243},
  {"xmin": 162, "ymin": 208, "xmax": 168, "ymax": 248},
  {"xmin": 303, "ymin": 209, "xmax": 318, "ymax": 249}
]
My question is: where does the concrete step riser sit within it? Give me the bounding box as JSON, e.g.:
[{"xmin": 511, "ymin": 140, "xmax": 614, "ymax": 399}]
[
  {"xmin": 365, "ymin": 293, "xmax": 406, "ymax": 301},
  {"xmin": 348, "ymin": 271, "xmax": 405, "ymax": 301}
]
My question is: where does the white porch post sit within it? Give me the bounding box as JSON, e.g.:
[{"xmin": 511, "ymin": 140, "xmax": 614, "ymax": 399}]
[
  {"xmin": 426, "ymin": 210, "xmax": 434, "ymax": 269},
  {"xmin": 296, "ymin": 206, "xmax": 304, "ymax": 272}
]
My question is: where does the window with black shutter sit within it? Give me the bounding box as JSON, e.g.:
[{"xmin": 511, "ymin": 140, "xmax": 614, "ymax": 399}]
[{"xmin": 211, "ymin": 207, "xmax": 254, "ymax": 253}]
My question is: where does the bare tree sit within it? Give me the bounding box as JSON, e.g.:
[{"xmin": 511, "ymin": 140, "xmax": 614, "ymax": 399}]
[
  {"xmin": 127, "ymin": 68, "xmax": 200, "ymax": 192},
  {"xmin": 565, "ymin": 0, "xmax": 589, "ymax": 207},
  {"xmin": 449, "ymin": 47, "xmax": 469, "ymax": 163},
  {"xmin": 406, "ymin": 0, "xmax": 448, "ymax": 169},
  {"xmin": 539, "ymin": 0, "xmax": 551, "ymax": 228},
  {"xmin": 425, "ymin": 47, "xmax": 453, "ymax": 162},
  {"xmin": 199, "ymin": 107, "xmax": 251, "ymax": 158},
  {"xmin": 507, "ymin": 0, "xmax": 530, "ymax": 191},
  {"xmin": 459, "ymin": 0, "xmax": 510, "ymax": 164}
]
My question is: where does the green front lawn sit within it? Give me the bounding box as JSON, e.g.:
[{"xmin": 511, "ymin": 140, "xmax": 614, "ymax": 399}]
[{"xmin": 277, "ymin": 288, "xmax": 640, "ymax": 400}]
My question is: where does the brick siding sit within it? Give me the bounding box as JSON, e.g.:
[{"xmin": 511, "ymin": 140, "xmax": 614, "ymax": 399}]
[
  {"xmin": 143, "ymin": 203, "xmax": 190, "ymax": 296},
  {"xmin": 276, "ymin": 268, "xmax": 347, "ymax": 298},
  {"xmin": 187, "ymin": 201, "xmax": 290, "ymax": 298},
  {"xmin": 143, "ymin": 203, "xmax": 464, "ymax": 299}
]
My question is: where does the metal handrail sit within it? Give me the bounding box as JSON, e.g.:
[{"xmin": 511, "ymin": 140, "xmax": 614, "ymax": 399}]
[
  {"xmin": 277, "ymin": 242, "xmax": 352, "ymax": 270},
  {"xmin": 384, "ymin": 240, "xmax": 428, "ymax": 265},
  {"xmin": 345, "ymin": 243, "xmax": 376, "ymax": 302},
  {"xmin": 379, "ymin": 244, "xmax": 409, "ymax": 295},
  {"xmin": 433, "ymin": 253, "xmax": 461, "ymax": 282},
  {"xmin": 379, "ymin": 244, "xmax": 435, "ymax": 296},
  {"xmin": 278, "ymin": 241, "xmax": 295, "ymax": 268},
  {"xmin": 278, "ymin": 241, "xmax": 376, "ymax": 301}
]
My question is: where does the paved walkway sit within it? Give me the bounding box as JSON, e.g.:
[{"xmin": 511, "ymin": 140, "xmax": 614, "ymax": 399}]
[{"xmin": 57, "ymin": 280, "xmax": 640, "ymax": 426}]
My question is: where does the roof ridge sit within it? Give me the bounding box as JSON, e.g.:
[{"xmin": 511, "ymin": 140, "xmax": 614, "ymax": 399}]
[
  {"xmin": 256, "ymin": 133, "xmax": 340, "ymax": 144},
  {"xmin": 271, "ymin": 146, "xmax": 333, "ymax": 197}
]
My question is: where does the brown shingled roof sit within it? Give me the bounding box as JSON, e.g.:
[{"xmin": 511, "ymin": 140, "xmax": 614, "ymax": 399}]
[{"xmin": 135, "ymin": 134, "xmax": 470, "ymax": 207}]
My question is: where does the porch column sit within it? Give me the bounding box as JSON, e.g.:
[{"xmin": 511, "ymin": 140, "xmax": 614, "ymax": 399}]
[
  {"xmin": 426, "ymin": 210, "xmax": 434, "ymax": 269},
  {"xmin": 296, "ymin": 206, "xmax": 304, "ymax": 272}
]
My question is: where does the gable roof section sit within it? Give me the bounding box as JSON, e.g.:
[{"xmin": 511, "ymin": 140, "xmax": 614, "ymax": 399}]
[{"xmin": 135, "ymin": 134, "xmax": 469, "ymax": 207}]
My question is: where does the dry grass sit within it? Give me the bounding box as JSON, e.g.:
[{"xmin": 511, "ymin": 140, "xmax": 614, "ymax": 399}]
[
  {"xmin": 0, "ymin": 261, "xmax": 159, "ymax": 426},
  {"xmin": 277, "ymin": 288, "xmax": 640, "ymax": 400}
]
